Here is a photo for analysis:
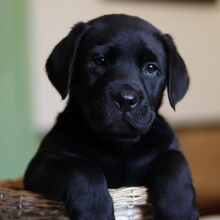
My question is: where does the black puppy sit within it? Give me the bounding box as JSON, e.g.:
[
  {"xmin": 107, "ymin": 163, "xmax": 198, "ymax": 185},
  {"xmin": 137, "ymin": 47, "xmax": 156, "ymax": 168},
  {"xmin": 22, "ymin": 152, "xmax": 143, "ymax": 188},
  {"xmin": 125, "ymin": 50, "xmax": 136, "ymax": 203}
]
[{"xmin": 25, "ymin": 14, "xmax": 198, "ymax": 220}]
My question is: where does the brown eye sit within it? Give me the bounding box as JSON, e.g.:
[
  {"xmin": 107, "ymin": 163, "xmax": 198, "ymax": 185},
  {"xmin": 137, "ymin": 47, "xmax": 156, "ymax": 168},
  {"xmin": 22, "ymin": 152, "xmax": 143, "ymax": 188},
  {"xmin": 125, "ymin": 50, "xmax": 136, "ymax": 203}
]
[
  {"xmin": 93, "ymin": 57, "xmax": 106, "ymax": 66},
  {"xmin": 145, "ymin": 64, "xmax": 158, "ymax": 74}
]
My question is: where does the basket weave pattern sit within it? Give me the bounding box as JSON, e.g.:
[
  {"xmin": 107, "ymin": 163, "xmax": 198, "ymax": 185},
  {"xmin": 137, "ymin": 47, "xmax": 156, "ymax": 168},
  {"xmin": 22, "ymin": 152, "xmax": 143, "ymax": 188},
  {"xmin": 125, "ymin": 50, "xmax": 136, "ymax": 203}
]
[{"xmin": 0, "ymin": 178, "xmax": 152, "ymax": 220}]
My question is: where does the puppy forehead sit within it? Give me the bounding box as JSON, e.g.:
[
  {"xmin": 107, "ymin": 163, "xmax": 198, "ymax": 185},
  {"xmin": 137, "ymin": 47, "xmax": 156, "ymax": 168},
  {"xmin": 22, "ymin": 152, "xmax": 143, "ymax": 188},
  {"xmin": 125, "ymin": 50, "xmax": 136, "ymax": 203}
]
[
  {"xmin": 86, "ymin": 15, "xmax": 165, "ymax": 56},
  {"xmin": 88, "ymin": 14, "xmax": 160, "ymax": 34}
]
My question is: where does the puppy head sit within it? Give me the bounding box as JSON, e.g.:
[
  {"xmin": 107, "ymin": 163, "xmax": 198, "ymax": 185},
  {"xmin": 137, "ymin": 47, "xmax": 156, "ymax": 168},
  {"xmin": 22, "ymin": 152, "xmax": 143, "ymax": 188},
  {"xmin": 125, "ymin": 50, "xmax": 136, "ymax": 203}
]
[{"xmin": 46, "ymin": 14, "xmax": 189, "ymax": 140}]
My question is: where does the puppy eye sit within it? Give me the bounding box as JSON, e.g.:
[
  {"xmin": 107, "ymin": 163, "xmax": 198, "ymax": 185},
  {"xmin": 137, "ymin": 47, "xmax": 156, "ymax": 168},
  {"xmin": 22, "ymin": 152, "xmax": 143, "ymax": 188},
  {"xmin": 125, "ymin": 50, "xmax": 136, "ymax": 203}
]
[
  {"xmin": 93, "ymin": 57, "xmax": 106, "ymax": 66},
  {"xmin": 145, "ymin": 64, "xmax": 158, "ymax": 75}
]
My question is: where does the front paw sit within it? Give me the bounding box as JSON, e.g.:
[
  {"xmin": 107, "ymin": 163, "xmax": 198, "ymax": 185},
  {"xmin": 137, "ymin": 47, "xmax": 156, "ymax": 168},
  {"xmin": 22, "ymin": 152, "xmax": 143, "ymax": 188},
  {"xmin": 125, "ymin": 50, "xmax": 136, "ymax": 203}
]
[
  {"xmin": 68, "ymin": 208, "xmax": 115, "ymax": 220},
  {"xmin": 81, "ymin": 210, "xmax": 115, "ymax": 220},
  {"xmin": 66, "ymin": 196, "xmax": 115, "ymax": 220}
]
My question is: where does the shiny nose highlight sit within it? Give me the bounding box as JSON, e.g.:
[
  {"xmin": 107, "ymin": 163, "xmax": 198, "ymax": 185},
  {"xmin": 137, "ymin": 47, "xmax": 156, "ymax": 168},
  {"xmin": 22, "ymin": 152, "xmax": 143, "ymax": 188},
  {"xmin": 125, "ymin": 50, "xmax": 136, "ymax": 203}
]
[{"xmin": 113, "ymin": 91, "xmax": 138, "ymax": 112}]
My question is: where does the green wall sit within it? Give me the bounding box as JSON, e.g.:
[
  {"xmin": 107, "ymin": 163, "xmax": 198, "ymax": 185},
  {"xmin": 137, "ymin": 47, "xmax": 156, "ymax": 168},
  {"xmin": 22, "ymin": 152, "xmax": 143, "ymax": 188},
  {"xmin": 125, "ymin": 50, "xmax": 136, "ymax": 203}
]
[{"xmin": 0, "ymin": 0, "xmax": 35, "ymax": 180}]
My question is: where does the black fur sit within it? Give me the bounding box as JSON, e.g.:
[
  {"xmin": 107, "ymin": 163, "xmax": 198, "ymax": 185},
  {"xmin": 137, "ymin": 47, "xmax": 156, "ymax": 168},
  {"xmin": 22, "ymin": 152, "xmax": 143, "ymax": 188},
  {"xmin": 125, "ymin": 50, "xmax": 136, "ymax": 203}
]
[{"xmin": 25, "ymin": 14, "xmax": 198, "ymax": 220}]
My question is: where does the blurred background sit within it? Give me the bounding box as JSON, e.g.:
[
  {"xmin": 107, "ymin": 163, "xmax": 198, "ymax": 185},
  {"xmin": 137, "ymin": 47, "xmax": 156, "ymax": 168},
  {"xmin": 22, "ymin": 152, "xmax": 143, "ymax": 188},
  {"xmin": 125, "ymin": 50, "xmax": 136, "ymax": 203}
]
[{"xmin": 0, "ymin": 0, "xmax": 219, "ymax": 216}]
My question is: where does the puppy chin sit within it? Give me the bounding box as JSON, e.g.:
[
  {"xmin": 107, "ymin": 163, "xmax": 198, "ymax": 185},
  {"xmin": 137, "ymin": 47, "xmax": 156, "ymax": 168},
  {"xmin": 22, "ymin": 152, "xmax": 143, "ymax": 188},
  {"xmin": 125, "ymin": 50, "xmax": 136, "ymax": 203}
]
[
  {"xmin": 107, "ymin": 120, "xmax": 135, "ymax": 134},
  {"xmin": 100, "ymin": 133, "xmax": 141, "ymax": 143},
  {"xmin": 92, "ymin": 120, "xmax": 141, "ymax": 143}
]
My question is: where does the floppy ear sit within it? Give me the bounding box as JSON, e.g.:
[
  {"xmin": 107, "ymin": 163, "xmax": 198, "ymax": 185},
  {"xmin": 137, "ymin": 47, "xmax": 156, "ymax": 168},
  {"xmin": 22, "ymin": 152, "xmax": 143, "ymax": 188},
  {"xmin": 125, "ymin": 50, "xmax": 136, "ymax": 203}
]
[
  {"xmin": 46, "ymin": 22, "xmax": 89, "ymax": 99},
  {"xmin": 163, "ymin": 34, "xmax": 189, "ymax": 110}
]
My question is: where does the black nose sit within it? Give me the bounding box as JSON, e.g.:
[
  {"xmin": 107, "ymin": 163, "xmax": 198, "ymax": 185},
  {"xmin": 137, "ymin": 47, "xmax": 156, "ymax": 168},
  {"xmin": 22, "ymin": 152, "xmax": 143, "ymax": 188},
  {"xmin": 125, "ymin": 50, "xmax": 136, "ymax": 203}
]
[{"xmin": 113, "ymin": 91, "xmax": 138, "ymax": 112}]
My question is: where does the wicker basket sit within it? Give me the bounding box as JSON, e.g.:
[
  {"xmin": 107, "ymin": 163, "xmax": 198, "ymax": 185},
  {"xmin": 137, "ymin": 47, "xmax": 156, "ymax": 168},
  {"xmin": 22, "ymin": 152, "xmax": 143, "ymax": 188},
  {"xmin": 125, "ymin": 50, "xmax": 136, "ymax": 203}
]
[{"xmin": 0, "ymin": 178, "xmax": 153, "ymax": 220}]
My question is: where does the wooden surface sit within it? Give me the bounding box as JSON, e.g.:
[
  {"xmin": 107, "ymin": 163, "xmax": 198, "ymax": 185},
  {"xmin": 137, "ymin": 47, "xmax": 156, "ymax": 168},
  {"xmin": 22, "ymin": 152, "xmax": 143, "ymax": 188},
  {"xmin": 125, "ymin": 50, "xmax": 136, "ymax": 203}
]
[{"xmin": 176, "ymin": 126, "xmax": 220, "ymax": 216}]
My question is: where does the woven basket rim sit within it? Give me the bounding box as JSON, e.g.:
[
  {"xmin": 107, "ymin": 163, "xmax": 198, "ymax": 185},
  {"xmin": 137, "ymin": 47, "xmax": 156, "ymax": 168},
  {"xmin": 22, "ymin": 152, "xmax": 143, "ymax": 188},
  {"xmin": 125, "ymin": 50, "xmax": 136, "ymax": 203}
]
[{"xmin": 0, "ymin": 178, "xmax": 150, "ymax": 218}]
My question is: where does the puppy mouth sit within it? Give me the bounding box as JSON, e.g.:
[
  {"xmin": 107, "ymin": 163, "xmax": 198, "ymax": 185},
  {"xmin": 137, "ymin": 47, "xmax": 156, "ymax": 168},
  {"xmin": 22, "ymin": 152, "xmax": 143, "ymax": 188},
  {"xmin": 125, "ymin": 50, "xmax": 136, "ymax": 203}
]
[{"xmin": 86, "ymin": 104, "xmax": 155, "ymax": 141}]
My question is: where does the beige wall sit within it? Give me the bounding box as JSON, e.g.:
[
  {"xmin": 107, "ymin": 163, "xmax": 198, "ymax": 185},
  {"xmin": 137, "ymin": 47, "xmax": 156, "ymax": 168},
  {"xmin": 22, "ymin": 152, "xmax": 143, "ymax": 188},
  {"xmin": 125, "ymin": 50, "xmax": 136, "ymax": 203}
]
[{"xmin": 29, "ymin": 0, "xmax": 220, "ymax": 132}]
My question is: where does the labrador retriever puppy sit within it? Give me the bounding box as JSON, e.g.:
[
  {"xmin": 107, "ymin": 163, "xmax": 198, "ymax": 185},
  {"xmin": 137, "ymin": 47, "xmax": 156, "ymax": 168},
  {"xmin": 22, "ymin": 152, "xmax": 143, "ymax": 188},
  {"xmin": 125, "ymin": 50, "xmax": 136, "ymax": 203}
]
[{"xmin": 25, "ymin": 14, "xmax": 199, "ymax": 220}]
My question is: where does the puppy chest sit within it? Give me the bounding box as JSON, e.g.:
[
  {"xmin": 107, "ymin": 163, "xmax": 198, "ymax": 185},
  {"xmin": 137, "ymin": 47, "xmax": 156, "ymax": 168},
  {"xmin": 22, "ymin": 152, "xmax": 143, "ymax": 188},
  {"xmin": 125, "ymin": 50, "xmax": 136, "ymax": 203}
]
[{"xmin": 93, "ymin": 153, "xmax": 151, "ymax": 187}]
